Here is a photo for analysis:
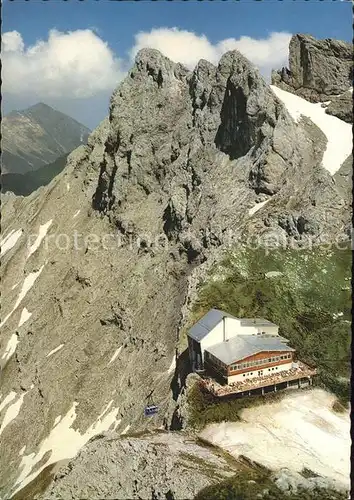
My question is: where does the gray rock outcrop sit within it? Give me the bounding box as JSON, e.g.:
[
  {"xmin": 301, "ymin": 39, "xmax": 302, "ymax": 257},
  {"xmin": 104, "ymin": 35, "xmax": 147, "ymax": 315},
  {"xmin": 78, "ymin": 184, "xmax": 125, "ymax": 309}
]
[
  {"xmin": 34, "ymin": 431, "xmax": 236, "ymax": 500},
  {"xmin": 272, "ymin": 468, "xmax": 344, "ymax": 495},
  {"xmin": 271, "ymin": 34, "xmax": 353, "ymax": 106},
  {"xmin": 324, "ymin": 90, "xmax": 353, "ymax": 123}
]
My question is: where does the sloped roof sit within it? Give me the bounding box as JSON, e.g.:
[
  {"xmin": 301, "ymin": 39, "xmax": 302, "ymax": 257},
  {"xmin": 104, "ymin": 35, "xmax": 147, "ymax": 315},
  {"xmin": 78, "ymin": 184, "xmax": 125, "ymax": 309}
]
[
  {"xmin": 188, "ymin": 309, "xmax": 237, "ymax": 342},
  {"xmin": 240, "ymin": 318, "xmax": 278, "ymax": 327},
  {"xmin": 206, "ymin": 335, "xmax": 294, "ymax": 365}
]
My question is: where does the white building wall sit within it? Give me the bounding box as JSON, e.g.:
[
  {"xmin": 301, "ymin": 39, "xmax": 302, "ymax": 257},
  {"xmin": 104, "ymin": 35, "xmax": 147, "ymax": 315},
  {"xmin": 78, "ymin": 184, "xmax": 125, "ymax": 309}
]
[
  {"xmin": 199, "ymin": 318, "xmax": 240, "ymax": 362},
  {"xmin": 227, "ymin": 362, "xmax": 292, "ymax": 383}
]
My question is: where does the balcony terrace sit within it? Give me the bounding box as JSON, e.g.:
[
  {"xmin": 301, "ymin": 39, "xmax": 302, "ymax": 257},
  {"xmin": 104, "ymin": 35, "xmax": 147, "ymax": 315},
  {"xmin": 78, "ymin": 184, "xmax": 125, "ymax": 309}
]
[{"xmin": 201, "ymin": 361, "xmax": 317, "ymax": 398}]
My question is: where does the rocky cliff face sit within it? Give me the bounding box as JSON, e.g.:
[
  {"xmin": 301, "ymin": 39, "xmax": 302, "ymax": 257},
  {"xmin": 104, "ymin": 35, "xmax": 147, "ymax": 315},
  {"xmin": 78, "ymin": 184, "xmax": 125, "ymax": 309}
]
[
  {"xmin": 271, "ymin": 34, "xmax": 353, "ymax": 122},
  {"xmin": 32, "ymin": 431, "xmax": 236, "ymax": 500},
  {"xmin": 93, "ymin": 47, "xmax": 350, "ymax": 260},
  {"xmin": 0, "ymin": 37, "xmax": 351, "ymax": 499}
]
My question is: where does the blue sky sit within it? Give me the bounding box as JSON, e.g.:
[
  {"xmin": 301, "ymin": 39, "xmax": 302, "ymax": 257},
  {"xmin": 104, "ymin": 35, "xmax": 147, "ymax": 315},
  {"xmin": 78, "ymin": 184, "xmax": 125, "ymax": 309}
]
[{"xmin": 2, "ymin": 0, "xmax": 352, "ymax": 128}]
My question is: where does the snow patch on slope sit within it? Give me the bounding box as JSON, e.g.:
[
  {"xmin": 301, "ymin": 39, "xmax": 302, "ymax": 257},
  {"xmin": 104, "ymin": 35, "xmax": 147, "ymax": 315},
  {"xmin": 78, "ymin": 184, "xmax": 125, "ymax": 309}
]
[
  {"xmin": 1, "ymin": 229, "xmax": 23, "ymax": 257},
  {"xmin": 108, "ymin": 346, "xmax": 122, "ymax": 365},
  {"xmin": 27, "ymin": 219, "xmax": 53, "ymax": 259},
  {"xmin": 200, "ymin": 388, "xmax": 349, "ymax": 488},
  {"xmin": 121, "ymin": 424, "xmax": 131, "ymax": 435},
  {"xmin": 1, "ymin": 229, "xmax": 15, "ymax": 246},
  {"xmin": 0, "ymin": 392, "xmax": 17, "ymax": 413},
  {"xmin": 53, "ymin": 415, "xmax": 62, "ymax": 427},
  {"xmin": 168, "ymin": 355, "xmax": 176, "ymax": 374},
  {"xmin": 1, "ymin": 334, "xmax": 19, "ymax": 367},
  {"xmin": 0, "ymin": 392, "xmax": 26, "ymax": 437},
  {"xmin": 248, "ymin": 199, "xmax": 270, "ymax": 216},
  {"xmin": 18, "ymin": 307, "xmax": 32, "ymax": 327},
  {"xmin": 11, "ymin": 400, "xmax": 121, "ymax": 497},
  {"xmin": 46, "ymin": 344, "xmax": 64, "ymax": 358},
  {"xmin": 270, "ymin": 85, "xmax": 351, "ymax": 175},
  {"xmin": 0, "ymin": 265, "xmax": 44, "ymax": 328}
]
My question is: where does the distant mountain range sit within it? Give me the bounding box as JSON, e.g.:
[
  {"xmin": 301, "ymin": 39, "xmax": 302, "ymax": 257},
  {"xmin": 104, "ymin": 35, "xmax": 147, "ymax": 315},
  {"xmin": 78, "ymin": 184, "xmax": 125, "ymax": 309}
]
[
  {"xmin": 1, "ymin": 102, "xmax": 90, "ymax": 175},
  {"xmin": 1, "ymin": 154, "xmax": 69, "ymax": 196}
]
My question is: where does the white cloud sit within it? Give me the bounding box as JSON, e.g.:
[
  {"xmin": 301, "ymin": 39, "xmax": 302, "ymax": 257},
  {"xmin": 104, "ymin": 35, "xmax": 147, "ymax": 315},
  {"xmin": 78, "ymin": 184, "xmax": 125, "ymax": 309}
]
[
  {"xmin": 2, "ymin": 29, "xmax": 123, "ymax": 98},
  {"xmin": 2, "ymin": 31, "xmax": 24, "ymax": 52},
  {"xmin": 2, "ymin": 27, "xmax": 292, "ymax": 127},
  {"xmin": 131, "ymin": 28, "xmax": 291, "ymax": 78},
  {"xmin": 217, "ymin": 32, "xmax": 292, "ymax": 75},
  {"xmin": 130, "ymin": 28, "xmax": 217, "ymax": 69}
]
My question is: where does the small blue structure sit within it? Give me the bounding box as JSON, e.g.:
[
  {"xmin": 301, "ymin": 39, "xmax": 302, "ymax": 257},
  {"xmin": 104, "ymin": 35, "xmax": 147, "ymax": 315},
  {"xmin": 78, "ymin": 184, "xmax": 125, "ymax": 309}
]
[
  {"xmin": 144, "ymin": 404, "xmax": 158, "ymax": 416},
  {"xmin": 144, "ymin": 392, "xmax": 158, "ymax": 417}
]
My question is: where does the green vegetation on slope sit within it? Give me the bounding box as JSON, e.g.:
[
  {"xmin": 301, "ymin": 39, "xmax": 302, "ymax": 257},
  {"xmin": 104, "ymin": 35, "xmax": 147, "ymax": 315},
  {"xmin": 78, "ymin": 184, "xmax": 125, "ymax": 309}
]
[
  {"xmin": 190, "ymin": 245, "xmax": 351, "ymax": 403},
  {"xmin": 194, "ymin": 470, "xmax": 347, "ymax": 500},
  {"xmin": 1, "ymin": 154, "xmax": 69, "ymax": 196}
]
